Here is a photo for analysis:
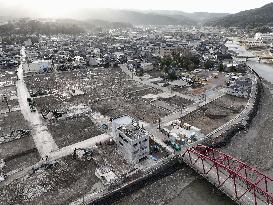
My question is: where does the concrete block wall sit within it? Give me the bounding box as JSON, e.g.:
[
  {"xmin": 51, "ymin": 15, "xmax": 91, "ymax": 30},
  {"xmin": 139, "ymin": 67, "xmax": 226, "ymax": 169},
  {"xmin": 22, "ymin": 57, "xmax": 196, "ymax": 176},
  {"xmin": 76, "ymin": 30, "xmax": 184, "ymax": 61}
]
[{"xmin": 202, "ymin": 69, "xmax": 261, "ymax": 148}]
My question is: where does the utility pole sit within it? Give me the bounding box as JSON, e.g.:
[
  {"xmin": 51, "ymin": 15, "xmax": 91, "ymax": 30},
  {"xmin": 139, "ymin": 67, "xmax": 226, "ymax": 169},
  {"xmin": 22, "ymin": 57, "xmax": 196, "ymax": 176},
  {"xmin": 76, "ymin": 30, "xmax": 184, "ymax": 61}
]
[
  {"xmin": 203, "ymin": 93, "xmax": 206, "ymax": 102},
  {"xmin": 181, "ymin": 105, "xmax": 184, "ymax": 115},
  {"xmin": 2, "ymin": 94, "xmax": 10, "ymax": 113},
  {"xmin": 158, "ymin": 118, "xmax": 161, "ymax": 130},
  {"xmin": 15, "ymin": 70, "xmax": 18, "ymax": 80}
]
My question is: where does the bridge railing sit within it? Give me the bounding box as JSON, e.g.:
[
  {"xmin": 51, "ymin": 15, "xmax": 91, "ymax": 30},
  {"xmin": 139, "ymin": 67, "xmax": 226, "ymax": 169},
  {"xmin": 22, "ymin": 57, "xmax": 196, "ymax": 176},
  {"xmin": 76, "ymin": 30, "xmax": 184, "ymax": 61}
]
[{"xmin": 182, "ymin": 145, "xmax": 273, "ymax": 205}]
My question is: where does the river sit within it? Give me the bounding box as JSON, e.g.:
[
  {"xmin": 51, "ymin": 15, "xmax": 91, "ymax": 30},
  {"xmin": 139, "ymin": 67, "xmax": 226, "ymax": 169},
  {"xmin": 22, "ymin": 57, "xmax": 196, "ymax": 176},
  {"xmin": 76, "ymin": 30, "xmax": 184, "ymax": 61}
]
[{"xmin": 225, "ymin": 40, "xmax": 273, "ymax": 83}]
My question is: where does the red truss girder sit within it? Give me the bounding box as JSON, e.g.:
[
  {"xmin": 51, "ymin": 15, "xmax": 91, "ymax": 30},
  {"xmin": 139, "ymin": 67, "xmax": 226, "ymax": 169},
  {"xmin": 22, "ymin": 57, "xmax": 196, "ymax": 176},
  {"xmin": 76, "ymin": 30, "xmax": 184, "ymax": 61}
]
[{"xmin": 182, "ymin": 145, "xmax": 273, "ymax": 205}]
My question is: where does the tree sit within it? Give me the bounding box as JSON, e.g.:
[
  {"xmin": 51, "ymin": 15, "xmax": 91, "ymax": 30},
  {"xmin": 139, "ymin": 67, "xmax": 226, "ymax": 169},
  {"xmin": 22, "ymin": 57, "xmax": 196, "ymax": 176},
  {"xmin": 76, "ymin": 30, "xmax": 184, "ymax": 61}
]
[
  {"xmin": 218, "ymin": 63, "xmax": 224, "ymax": 72},
  {"xmin": 160, "ymin": 56, "xmax": 172, "ymax": 74},
  {"xmin": 204, "ymin": 60, "xmax": 214, "ymax": 70},
  {"xmin": 255, "ymin": 26, "xmax": 272, "ymax": 33}
]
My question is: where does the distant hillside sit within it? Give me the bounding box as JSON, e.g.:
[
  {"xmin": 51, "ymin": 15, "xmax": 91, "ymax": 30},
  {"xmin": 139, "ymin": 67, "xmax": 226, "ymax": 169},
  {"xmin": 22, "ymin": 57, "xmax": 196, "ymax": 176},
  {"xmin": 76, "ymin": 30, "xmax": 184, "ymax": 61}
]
[
  {"xmin": 0, "ymin": 8, "xmax": 197, "ymax": 26},
  {"xmin": 0, "ymin": 7, "xmax": 229, "ymax": 26},
  {"xmin": 57, "ymin": 19, "xmax": 133, "ymax": 30},
  {"xmin": 70, "ymin": 9, "xmax": 196, "ymax": 25},
  {"xmin": 150, "ymin": 10, "xmax": 228, "ymax": 23},
  {"xmin": 0, "ymin": 19, "xmax": 85, "ymax": 35},
  {"xmin": 185, "ymin": 12, "xmax": 229, "ymax": 23},
  {"xmin": 207, "ymin": 3, "xmax": 273, "ymax": 27}
]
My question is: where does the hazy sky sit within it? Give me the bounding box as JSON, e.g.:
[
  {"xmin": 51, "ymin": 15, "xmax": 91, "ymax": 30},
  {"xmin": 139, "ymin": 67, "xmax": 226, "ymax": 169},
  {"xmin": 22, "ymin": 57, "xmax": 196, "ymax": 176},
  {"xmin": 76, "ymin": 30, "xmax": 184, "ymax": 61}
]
[{"xmin": 1, "ymin": 0, "xmax": 273, "ymax": 17}]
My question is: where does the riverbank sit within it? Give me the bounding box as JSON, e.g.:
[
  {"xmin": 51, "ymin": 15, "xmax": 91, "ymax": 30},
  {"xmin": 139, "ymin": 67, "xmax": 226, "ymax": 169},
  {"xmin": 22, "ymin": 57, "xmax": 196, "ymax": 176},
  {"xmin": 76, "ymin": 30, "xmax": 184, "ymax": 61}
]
[
  {"xmin": 221, "ymin": 80, "xmax": 273, "ymax": 177},
  {"xmin": 115, "ymin": 164, "xmax": 236, "ymax": 205}
]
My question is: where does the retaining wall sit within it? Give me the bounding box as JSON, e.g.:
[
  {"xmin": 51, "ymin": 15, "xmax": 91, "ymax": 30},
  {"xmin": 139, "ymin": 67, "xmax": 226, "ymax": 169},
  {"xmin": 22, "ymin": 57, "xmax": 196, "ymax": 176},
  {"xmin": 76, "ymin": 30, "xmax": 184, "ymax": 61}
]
[
  {"xmin": 70, "ymin": 155, "xmax": 181, "ymax": 205},
  {"xmin": 202, "ymin": 69, "xmax": 261, "ymax": 148}
]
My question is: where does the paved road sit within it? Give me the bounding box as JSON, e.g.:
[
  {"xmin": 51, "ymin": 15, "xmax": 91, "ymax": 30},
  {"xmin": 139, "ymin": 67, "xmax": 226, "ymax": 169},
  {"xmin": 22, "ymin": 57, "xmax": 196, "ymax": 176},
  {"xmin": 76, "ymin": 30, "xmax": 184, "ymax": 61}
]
[
  {"xmin": 16, "ymin": 47, "xmax": 58, "ymax": 158},
  {"xmin": 49, "ymin": 133, "xmax": 111, "ymax": 160}
]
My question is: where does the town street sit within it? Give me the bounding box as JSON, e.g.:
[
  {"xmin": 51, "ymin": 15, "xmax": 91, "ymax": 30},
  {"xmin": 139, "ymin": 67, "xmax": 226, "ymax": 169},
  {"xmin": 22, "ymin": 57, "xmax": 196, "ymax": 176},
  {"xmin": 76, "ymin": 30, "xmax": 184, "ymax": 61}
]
[{"xmin": 16, "ymin": 47, "xmax": 58, "ymax": 157}]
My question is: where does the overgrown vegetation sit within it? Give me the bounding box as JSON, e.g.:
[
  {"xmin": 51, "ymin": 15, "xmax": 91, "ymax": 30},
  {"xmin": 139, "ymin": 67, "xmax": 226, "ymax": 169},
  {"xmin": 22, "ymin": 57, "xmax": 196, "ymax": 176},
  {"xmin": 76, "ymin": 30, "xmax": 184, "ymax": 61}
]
[{"xmin": 160, "ymin": 53, "xmax": 201, "ymax": 79}]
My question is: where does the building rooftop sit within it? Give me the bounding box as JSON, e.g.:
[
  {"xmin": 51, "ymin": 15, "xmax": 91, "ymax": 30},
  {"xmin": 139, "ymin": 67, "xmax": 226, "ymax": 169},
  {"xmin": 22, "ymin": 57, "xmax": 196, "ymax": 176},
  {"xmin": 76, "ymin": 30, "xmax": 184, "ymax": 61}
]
[
  {"xmin": 113, "ymin": 116, "xmax": 135, "ymax": 127},
  {"xmin": 118, "ymin": 124, "xmax": 147, "ymax": 141}
]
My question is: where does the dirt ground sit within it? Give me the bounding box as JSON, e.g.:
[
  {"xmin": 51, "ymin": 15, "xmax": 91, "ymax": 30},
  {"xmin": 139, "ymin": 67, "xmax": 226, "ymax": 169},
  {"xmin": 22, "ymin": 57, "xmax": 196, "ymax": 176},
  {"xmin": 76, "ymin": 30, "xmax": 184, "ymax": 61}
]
[
  {"xmin": 48, "ymin": 115, "xmax": 103, "ymax": 148},
  {"xmin": 221, "ymin": 81, "xmax": 273, "ymax": 177},
  {"xmin": 158, "ymin": 96, "xmax": 193, "ymax": 108},
  {"xmin": 4, "ymin": 150, "xmax": 40, "ymax": 173},
  {"xmin": 0, "ymin": 156, "xmax": 100, "ymax": 205},
  {"xmin": 96, "ymin": 143, "xmax": 132, "ymax": 176},
  {"xmin": 180, "ymin": 95, "xmax": 247, "ymax": 135},
  {"xmin": 25, "ymin": 68, "xmax": 142, "ymax": 100},
  {"xmin": 92, "ymin": 97, "xmax": 169, "ymax": 123},
  {"xmin": 0, "ymin": 135, "xmax": 39, "ymax": 174},
  {"xmin": 0, "ymin": 111, "xmax": 29, "ymax": 136}
]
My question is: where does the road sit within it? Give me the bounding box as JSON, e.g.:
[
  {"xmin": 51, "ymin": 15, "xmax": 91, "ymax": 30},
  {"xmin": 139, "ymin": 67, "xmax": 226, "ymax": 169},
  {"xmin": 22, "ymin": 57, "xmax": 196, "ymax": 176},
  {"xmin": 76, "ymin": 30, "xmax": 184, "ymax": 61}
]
[
  {"xmin": 16, "ymin": 47, "xmax": 58, "ymax": 158},
  {"xmin": 49, "ymin": 133, "xmax": 111, "ymax": 160}
]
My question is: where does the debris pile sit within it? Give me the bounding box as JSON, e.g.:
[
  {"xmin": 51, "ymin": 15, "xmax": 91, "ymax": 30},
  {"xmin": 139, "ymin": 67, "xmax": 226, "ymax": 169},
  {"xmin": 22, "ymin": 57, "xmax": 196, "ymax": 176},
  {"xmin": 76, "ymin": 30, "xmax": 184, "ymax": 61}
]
[{"xmin": 0, "ymin": 129, "xmax": 31, "ymax": 144}]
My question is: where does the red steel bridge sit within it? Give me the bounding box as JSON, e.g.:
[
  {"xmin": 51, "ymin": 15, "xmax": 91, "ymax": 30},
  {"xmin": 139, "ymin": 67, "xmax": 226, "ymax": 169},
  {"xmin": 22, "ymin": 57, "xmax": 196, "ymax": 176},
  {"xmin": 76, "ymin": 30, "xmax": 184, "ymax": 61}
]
[{"xmin": 181, "ymin": 145, "xmax": 273, "ymax": 205}]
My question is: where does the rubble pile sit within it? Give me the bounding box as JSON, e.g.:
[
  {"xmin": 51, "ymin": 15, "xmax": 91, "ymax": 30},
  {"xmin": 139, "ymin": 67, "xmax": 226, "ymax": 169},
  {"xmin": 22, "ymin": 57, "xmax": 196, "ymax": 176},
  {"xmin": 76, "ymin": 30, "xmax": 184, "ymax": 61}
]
[{"xmin": 0, "ymin": 129, "xmax": 31, "ymax": 144}]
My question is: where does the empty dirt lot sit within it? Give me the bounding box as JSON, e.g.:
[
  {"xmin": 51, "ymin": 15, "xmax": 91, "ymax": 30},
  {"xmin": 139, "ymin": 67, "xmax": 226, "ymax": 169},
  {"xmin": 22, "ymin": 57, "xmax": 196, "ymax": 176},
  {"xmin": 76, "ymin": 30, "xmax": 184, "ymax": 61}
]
[
  {"xmin": 48, "ymin": 115, "xmax": 103, "ymax": 148},
  {"xmin": 180, "ymin": 95, "xmax": 247, "ymax": 135}
]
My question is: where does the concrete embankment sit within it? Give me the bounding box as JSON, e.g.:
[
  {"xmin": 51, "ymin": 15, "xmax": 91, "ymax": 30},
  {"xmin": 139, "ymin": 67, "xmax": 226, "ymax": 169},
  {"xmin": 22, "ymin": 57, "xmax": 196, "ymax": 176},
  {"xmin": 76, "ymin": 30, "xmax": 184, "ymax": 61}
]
[{"xmin": 203, "ymin": 70, "xmax": 261, "ymax": 148}]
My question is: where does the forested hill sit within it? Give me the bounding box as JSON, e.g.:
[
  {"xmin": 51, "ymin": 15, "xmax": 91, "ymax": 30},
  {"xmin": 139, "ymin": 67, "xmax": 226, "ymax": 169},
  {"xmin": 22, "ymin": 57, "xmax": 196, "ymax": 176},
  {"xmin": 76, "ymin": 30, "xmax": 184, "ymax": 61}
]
[{"xmin": 206, "ymin": 3, "xmax": 273, "ymax": 28}]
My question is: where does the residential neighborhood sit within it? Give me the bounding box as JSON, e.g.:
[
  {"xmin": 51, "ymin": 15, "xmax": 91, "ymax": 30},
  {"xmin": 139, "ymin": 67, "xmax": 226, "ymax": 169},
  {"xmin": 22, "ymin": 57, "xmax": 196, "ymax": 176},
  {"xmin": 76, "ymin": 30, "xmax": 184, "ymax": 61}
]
[{"xmin": 1, "ymin": 2, "xmax": 273, "ymax": 205}]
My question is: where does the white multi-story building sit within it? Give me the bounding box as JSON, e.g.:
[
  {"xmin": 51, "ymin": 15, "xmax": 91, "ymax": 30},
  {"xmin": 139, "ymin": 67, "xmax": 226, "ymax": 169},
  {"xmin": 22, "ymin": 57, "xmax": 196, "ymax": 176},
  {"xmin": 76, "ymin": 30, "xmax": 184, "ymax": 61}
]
[
  {"xmin": 112, "ymin": 116, "xmax": 150, "ymax": 164},
  {"xmin": 23, "ymin": 60, "xmax": 52, "ymax": 73},
  {"xmin": 254, "ymin": 33, "xmax": 273, "ymax": 43}
]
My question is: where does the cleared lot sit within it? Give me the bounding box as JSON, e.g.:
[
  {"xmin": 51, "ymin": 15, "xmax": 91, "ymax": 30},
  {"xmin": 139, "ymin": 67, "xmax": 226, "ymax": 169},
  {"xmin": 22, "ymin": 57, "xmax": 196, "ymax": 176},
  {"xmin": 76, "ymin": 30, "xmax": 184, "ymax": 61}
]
[
  {"xmin": 48, "ymin": 115, "xmax": 103, "ymax": 148},
  {"xmin": 180, "ymin": 95, "xmax": 247, "ymax": 135}
]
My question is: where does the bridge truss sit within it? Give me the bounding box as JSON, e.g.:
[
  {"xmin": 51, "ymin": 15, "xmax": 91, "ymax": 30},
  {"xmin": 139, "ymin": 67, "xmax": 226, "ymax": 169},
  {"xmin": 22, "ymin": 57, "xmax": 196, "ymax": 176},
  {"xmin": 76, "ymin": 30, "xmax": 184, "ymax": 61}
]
[{"xmin": 182, "ymin": 145, "xmax": 273, "ymax": 205}]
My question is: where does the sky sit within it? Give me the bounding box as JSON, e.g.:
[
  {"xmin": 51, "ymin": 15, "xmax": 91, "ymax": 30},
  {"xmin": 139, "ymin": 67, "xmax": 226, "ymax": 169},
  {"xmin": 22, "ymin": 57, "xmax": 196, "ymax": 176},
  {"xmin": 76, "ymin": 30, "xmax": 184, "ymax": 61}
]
[{"xmin": 1, "ymin": 0, "xmax": 273, "ymax": 17}]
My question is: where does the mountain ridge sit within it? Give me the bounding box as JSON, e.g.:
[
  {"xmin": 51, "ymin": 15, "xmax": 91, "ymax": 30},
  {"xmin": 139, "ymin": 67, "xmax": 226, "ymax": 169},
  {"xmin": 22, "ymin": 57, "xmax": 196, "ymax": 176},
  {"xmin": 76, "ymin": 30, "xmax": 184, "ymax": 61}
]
[
  {"xmin": 206, "ymin": 3, "xmax": 273, "ymax": 27},
  {"xmin": 0, "ymin": 8, "xmax": 228, "ymax": 26}
]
